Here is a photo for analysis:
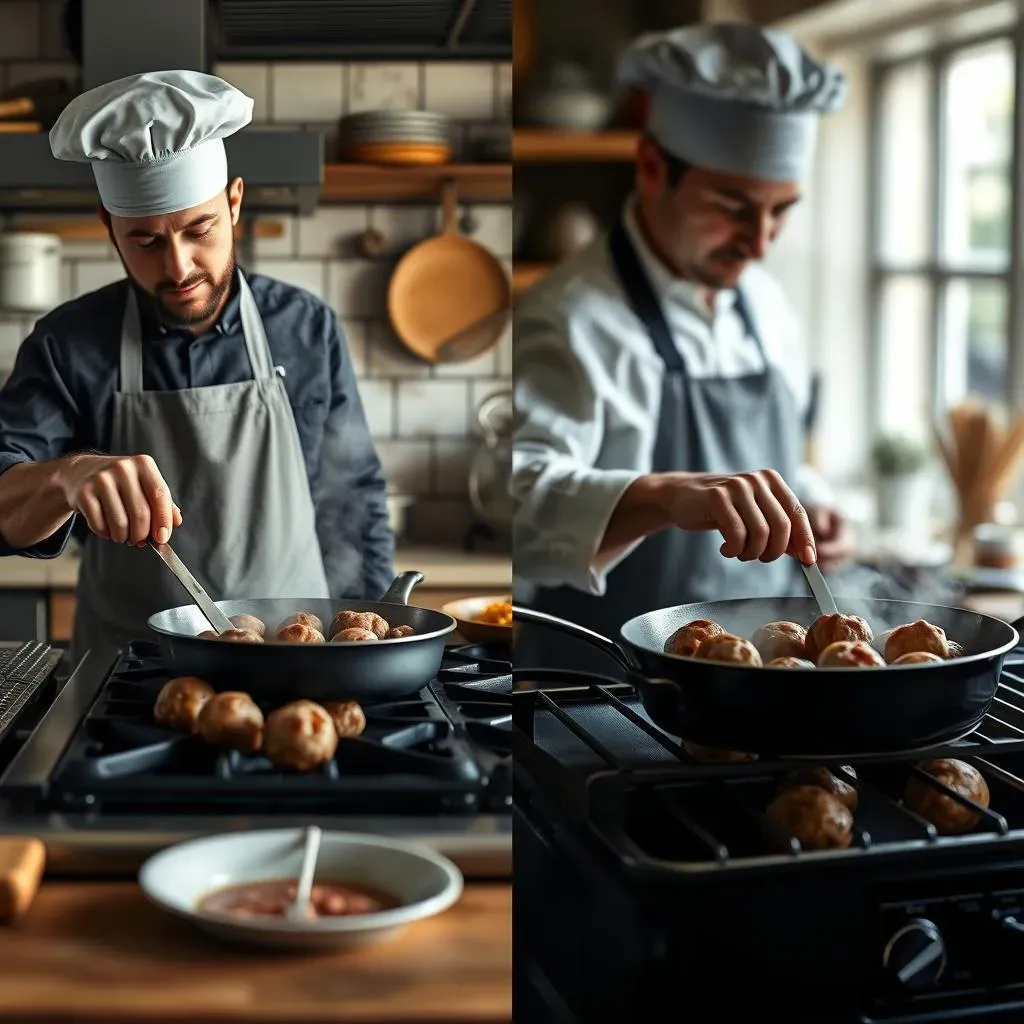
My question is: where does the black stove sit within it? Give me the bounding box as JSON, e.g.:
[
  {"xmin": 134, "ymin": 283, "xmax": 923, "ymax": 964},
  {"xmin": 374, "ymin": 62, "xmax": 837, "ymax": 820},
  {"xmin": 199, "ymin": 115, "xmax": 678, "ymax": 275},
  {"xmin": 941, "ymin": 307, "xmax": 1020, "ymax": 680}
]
[
  {"xmin": 514, "ymin": 656, "xmax": 1024, "ymax": 1023},
  {"xmin": 0, "ymin": 640, "xmax": 512, "ymax": 878}
]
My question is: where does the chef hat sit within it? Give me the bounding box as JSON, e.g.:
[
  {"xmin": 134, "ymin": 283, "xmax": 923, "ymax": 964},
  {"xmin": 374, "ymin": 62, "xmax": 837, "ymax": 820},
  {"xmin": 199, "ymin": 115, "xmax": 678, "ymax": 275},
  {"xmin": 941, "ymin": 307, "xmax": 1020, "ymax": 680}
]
[
  {"xmin": 617, "ymin": 23, "xmax": 847, "ymax": 182},
  {"xmin": 49, "ymin": 70, "xmax": 253, "ymax": 218}
]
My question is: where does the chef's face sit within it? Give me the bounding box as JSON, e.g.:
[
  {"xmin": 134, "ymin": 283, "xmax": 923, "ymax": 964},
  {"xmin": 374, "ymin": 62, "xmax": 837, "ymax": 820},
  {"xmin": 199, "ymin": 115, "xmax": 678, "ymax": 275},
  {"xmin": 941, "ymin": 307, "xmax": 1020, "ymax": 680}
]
[
  {"xmin": 101, "ymin": 177, "xmax": 244, "ymax": 330},
  {"xmin": 636, "ymin": 136, "xmax": 801, "ymax": 289}
]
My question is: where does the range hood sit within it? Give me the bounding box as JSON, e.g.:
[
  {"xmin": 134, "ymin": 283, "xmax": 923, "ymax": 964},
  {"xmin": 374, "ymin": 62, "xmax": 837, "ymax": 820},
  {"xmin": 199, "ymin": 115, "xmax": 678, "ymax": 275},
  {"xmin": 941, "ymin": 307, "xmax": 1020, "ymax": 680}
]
[{"xmin": 0, "ymin": 0, "xmax": 323, "ymax": 215}]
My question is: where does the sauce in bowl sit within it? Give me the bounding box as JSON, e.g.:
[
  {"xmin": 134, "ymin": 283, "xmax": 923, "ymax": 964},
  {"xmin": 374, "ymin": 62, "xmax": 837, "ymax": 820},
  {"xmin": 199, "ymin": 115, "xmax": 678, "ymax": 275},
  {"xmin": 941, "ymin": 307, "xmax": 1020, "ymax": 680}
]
[{"xmin": 196, "ymin": 878, "xmax": 400, "ymax": 919}]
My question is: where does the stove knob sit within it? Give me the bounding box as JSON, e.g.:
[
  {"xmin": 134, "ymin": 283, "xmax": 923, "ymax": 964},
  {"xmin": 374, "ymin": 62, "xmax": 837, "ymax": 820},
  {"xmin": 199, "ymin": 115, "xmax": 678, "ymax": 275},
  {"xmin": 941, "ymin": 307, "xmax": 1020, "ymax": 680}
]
[{"xmin": 882, "ymin": 918, "xmax": 947, "ymax": 991}]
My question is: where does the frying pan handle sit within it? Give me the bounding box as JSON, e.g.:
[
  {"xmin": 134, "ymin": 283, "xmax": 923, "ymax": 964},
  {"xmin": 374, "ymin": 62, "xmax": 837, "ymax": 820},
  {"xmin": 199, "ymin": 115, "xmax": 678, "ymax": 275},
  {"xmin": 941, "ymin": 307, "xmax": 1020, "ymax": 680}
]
[
  {"xmin": 378, "ymin": 571, "xmax": 424, "ymax": 606},
  {"xmin": 512, "ymin": 605, "xmax": 639, "ymax": 672}
]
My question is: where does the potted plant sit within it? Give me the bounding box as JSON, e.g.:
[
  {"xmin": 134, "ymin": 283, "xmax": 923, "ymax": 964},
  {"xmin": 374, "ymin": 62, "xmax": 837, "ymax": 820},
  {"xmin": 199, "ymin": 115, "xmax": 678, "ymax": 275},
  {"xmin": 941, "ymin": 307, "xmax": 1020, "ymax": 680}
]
[{"xmin": 871, "ymin": 434, "xmax": 932, "ymax": 531}]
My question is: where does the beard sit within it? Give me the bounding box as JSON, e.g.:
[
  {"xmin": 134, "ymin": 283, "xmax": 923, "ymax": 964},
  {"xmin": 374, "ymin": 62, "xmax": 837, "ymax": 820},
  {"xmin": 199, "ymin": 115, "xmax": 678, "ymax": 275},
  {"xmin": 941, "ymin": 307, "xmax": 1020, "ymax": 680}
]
[{"xmin": 118, "ymin": 244, "xmax": 237, "ymax": 329}]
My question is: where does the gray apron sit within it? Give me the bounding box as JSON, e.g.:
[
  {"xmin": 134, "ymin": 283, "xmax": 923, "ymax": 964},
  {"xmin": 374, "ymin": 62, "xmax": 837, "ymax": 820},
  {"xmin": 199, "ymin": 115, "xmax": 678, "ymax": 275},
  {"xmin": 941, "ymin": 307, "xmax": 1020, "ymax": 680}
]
[
  {"xmin": 70, "ymin": 274, "xmax": 330, "ymax": 664},
  {"xmin": 516, "ymin": 219, "xmax": 805, "ymax": 676}
]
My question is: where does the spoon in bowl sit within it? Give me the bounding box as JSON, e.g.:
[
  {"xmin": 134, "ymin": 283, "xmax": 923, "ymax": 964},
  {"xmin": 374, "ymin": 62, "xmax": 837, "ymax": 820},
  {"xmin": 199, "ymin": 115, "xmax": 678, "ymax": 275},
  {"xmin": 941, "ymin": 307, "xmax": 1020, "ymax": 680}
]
[{"xmin": 286, "ymin": 825, "xmax": 322, "ymax": 922}]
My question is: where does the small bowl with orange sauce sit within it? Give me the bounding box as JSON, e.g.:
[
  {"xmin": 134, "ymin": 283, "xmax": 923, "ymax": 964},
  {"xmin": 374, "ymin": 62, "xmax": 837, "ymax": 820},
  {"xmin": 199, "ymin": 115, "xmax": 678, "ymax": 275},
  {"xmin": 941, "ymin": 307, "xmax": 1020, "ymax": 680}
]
[
  {"xmin": 441, "ymin": 594, "xmax": 513, "ymax": 644},
  {"xmin": 139, "ymin": 829, "xmax": 463, "ymax": 950}
]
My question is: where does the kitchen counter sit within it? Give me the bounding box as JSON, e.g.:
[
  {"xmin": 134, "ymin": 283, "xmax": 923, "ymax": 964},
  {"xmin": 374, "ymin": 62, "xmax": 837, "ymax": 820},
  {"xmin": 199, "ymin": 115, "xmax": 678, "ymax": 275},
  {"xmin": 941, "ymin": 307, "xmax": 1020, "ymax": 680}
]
[
  {"xmin": 0, "ymin": 546, "xmax": 511, "ymax": 592},
  {"xmin": 0, "ymin": 881, "xmax": 511, "ymax": 1023}
]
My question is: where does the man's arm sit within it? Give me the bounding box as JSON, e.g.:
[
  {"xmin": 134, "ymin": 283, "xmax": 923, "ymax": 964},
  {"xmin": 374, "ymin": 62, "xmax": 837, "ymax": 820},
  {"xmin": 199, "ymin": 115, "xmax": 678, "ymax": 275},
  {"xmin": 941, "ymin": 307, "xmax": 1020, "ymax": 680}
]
[
  {"xmin": 0, "ymin": 326, "xmax": 80, "ymax": 557},
  {"xmin": 512, "ymin": 313, "xmax": 642, "ymax": 595},
  {"xmin": 311, "ymin": 312, "xmax": 395, "ymax": 600}
]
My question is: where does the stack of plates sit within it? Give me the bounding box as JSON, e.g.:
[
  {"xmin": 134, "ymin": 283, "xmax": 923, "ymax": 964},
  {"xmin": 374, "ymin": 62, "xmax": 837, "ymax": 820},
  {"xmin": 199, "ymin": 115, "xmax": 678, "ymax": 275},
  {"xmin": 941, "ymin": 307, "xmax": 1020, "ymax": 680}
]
[{"xmin": 338, "ymin": 110, "xmax": 453, "ymax": 165}]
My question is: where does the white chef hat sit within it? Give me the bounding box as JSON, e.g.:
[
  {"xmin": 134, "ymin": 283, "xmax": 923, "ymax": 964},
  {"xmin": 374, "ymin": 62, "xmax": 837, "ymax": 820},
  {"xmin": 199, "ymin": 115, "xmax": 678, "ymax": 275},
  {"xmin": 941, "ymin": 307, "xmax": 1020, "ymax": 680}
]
[
  {"xmin": 49, "ymin": 70, "xmax": 253, "ymax": 218},
  {"xmin": 617, "ymin": 23, "xmax": 847, "ymax": 182}
]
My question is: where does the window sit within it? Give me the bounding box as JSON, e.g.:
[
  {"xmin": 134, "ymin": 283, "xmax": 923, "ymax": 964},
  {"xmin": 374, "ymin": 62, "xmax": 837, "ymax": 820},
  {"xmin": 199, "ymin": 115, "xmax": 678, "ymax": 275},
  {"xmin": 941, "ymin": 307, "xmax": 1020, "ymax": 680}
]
[{"xmin": 871, "ymin": 36, "xmax": 1017, "ymax": 437}]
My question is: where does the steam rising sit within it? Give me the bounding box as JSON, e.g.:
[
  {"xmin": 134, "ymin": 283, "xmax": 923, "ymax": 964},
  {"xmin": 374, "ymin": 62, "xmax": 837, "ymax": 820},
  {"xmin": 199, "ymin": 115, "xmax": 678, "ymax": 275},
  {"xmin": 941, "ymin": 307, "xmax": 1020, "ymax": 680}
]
[{"xmin": 626, "ymin": 562, "xmax": 993, "ymax": 655}]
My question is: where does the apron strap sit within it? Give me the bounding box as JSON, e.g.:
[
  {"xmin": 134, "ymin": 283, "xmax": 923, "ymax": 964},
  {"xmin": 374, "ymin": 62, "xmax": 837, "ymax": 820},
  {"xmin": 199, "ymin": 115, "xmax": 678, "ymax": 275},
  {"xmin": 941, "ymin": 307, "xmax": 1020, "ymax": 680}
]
[
  {"xmin": 118, "ymin": 272, "xmax": 277, "ymax": 393},
  {"xmin": 608, "ymin": 218, "xmax": 685, "ymax": 373},
  {"xmin": 119, "ymin": 288, "xmax": 145, "ymax": 394},
  {"xmin": 608, "ymin": 216, "xmax": 768, "ymax": 375},
  {"xmin": 236, "ymin": 272, "xmax": 276, "ymax": 380}
]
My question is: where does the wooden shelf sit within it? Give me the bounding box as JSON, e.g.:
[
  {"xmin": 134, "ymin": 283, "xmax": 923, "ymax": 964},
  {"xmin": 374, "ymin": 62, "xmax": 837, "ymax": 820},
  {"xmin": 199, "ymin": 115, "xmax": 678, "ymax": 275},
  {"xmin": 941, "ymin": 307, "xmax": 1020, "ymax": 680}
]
[
  {"xmin": 513, "ymin": 130, "xmax": 639, "ymax": 163},
  {"xmin": 322, "ymin": 163, "xmax": 511, "ymax": 203},
  {"xmin": 513, "ymin": 263, "xmax": 552, "ymax": 294}
]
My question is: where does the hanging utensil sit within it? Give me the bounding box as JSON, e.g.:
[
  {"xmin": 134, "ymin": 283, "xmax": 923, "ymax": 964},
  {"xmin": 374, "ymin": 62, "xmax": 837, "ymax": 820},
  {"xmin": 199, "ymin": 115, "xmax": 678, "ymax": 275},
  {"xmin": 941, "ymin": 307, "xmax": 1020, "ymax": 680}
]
[{"xmin": 387, "ymin": 181, "xmax": 511, "ymax": 364}]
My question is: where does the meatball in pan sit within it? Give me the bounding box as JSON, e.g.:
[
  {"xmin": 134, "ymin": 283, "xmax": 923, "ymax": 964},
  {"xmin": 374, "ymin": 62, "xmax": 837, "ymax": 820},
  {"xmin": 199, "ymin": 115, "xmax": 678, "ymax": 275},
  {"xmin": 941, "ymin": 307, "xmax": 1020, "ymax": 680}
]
[
  {"xmin": 805, "ymin": 614, "xmax": 873, "ymax": 662},
  {"xmin": 664, "ymin": 619, "xmax": 725, "ymax": 657}
]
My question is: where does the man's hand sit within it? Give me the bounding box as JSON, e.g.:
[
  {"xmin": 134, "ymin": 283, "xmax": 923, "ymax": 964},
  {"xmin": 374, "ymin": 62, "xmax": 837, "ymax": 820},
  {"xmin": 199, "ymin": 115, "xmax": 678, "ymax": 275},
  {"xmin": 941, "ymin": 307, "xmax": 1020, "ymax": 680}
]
[
  {"xmin": 807, "ymin": 505, "xmax": 854, "ymax": 572},
  {"xmin": 661, "ymin": 468, "xmax": 818, "ymax": 565},
  {"xmin": 56, "ymin": 453, "xmax": 183, "ymax": 546}
]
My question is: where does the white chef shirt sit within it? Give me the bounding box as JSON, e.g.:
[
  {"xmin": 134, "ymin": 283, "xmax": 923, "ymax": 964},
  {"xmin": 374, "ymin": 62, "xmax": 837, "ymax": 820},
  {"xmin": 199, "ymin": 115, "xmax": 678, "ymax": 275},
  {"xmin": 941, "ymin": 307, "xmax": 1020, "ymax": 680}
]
[{"xmin": 512, "ymin": 196, "xmax": 832, "ymax": 597}]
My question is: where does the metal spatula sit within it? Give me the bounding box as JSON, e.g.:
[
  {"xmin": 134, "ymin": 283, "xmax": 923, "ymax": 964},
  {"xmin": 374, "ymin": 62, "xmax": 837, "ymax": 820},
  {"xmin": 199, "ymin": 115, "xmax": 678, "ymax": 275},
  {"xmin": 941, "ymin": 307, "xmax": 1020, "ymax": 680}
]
[
  {"xmin": 147, "ymin": 539, "xmax": 234, "ymax": 635},
  {"xmin": 801, "ymin": 560, "xmax": 839, "ymax": 617}
]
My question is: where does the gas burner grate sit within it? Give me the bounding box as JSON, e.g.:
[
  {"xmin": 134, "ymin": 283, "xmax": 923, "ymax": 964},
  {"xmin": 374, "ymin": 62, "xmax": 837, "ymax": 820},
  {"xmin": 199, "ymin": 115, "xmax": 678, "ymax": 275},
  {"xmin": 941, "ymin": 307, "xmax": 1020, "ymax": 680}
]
[
  {"xmin": 47, "ymin": 640, "xmax": 511, "ymax": 815},
  {"xmin": 513, "ymin": 653, "xmax": 1024, "ymax": 874}
]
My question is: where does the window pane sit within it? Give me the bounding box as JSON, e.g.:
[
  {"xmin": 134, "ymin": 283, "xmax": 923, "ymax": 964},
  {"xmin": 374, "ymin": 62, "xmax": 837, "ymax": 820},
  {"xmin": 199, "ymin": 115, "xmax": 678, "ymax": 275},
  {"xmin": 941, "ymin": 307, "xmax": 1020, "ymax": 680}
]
[
  {"xmin": 878, "ymin": 61, "xmax": 932, "ymax": 264},
  {"xmin": 940, "ymin": 279, "xmax": 1008, "ymax": 408},
  {"xmin": 878, "ymin": 276, "xmax": 932, "ymax": 436},
  {"xmin": 941, "ymin": 39, "xmax": 1014, "ymax": 268}
]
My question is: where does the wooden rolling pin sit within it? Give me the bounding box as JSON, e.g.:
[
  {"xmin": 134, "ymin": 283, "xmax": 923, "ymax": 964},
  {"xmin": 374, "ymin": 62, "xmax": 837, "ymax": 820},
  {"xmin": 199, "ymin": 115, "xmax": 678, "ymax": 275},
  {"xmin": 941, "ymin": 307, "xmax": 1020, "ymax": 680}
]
[
  {"xmin": 0, "ymin": 838, "xmax": 45, "ymax": 920},
  {"xmin": 0, "ymin": 122, "xmax": 41, "ymax": 133}
]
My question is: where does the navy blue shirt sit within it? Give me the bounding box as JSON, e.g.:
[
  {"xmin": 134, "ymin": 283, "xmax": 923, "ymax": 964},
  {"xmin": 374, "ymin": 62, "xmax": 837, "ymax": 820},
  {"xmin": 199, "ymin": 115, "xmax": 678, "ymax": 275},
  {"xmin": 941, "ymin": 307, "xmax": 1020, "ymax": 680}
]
[{"xmin": 0, "ymin": 268, "xmax": 395, "ymax": 600}]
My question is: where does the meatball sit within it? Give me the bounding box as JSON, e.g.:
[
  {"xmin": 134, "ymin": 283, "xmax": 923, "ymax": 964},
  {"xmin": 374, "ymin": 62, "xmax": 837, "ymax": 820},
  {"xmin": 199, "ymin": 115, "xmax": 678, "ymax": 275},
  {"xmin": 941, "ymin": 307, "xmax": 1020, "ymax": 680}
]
[
  {"xmin": 276, "ymin": 623, "xmax": 326, "ymax": 644},
  {"xmin": 385, "ymin": 624, "xmax": 416, "ymax": 639},
  {"xmin": 947, "ymin": 640, "xmax": 966, "ymax": 659},
  {"xmin": 767, "ymin": 656, "xmax": 816, "ymax": 669},
  {"xmin": 766, "ymin": 784, "xmax": 853, "ymax": 850},
  {"xmin": 324, "ymin": 700, "xmax": 367, "ymax": 738},
  {"xmin": 664, "ymin": 619, "xmax": 725, "ymax": 657},
  {"xmin": 805, "ymin": 614, "xmax": 873, "ymax": 662},
  {"xmin": 751, "ymin": 621, "xmax": 808, "ymax": 663},
  {"xmin": 331, "ymin": 628, "xmax": 379, "ymax": 643},
  {"xmin": 195, "ymin": 692, "xmax": 264, "ymax": 754},
  {"xmin": 817, "ymin": 640, "xmax": 885, "ymax": 669},
  {"xmin": 682, "ymin": 740, "xmax": 758, "ymax": 764},
  {"xmin": 263, "ymin": 700, "xmax": 339, "ymax": 771},
  {"xmin": 904, "ymin": 758, "xmax": 989, "ymax": 835},
  {"xmin": 229, "ymin": 614, "xmax": 266, "ymax": 637},
  {"xmin": 781, "ymin": 765, "xmax": 858, "ymax": 812},
  {"xmin": 153, "ymin": 676, "xmax": 215, "ymax": 732},
  {"xmin": 694, "ymin": 635, "xmax": 762, "ymax": 666},
  {"xmin": 219, "ymin": 628, "xmax": 264, "ymax": 644},
  {"xmin": 884, "ymin": 620, "xmax": 949, "ymax": 663},
  {"xmin": 893, "ymin": 651, "xmax": 944, "ymax": 665},
  {"xmin": 196, "ymin": 630, "xmax": 217, "ymax": 639},
  {"xmin": 329, "ymin": 610, "xmax": 390, "ymax": 640},
  {"xmin": 276, "ymin": 612, "xmax": 323, "ymax": 635}
]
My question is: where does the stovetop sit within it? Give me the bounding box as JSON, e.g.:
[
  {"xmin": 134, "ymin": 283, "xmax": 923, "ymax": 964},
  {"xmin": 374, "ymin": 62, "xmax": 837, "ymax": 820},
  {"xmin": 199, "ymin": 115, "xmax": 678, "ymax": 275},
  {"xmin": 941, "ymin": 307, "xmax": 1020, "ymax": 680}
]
[
  {"xmin": 514, "ymin": 655, "xmax": 1024, "ymax": 1023},
  {"xmin": 0, "ymin": 640, "xmax": 512, "ymax": 878}
]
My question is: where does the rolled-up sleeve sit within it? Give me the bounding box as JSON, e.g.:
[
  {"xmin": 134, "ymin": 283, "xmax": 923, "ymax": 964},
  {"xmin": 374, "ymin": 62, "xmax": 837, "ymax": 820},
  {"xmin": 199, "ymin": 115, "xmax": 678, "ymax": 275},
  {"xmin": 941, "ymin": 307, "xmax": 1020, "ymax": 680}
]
[
  {"xmin": 310, "ymin": 311, "xmax": 394, "ymax": 600},
  {"xmin": 0, "ymin": 325, "xmax": 79, "ymax": 557},
  {"xmin": 512, "ymin": 310, "xmax": 641, "ymax": 595}
]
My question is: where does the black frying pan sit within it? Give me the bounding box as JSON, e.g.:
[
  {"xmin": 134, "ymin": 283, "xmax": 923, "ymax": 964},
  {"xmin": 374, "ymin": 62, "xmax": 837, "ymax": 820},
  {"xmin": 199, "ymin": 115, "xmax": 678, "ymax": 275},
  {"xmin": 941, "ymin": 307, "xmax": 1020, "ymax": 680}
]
[
  {"xmin": 147, "ymin": 571, "xmax": 456, "ymax": 702},
  {"xmin": 514, "ymin": 597, "xmax": 1024, "ymax": 757}
]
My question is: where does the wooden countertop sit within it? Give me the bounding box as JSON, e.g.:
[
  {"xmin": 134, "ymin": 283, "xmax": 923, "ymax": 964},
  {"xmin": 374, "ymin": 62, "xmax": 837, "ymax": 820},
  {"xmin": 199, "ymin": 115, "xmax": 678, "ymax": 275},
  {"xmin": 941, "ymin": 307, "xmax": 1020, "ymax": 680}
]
[
  {"xmin": 0, "ymin": 546, "xmax": 511, "ymax": 592},
  {"xmin": 0, "ymin": 882, "xmax": 511, "ymax": 1023}
]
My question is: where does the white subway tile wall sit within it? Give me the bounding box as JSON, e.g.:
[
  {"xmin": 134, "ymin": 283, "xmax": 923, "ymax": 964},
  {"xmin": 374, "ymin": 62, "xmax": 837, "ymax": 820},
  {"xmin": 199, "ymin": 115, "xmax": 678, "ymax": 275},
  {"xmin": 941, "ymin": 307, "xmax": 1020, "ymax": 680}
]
[{"xmin": 0, "ymin": 2, "xmax": 512, "ymax": 544}]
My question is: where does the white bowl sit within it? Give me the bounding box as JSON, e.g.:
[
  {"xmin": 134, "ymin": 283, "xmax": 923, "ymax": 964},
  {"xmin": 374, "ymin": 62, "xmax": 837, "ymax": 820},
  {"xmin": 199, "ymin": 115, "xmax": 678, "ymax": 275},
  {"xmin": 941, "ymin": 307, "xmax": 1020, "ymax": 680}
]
[{"xmin": 138, "ymin": 829, "xmax": 464, "ymax": 951}]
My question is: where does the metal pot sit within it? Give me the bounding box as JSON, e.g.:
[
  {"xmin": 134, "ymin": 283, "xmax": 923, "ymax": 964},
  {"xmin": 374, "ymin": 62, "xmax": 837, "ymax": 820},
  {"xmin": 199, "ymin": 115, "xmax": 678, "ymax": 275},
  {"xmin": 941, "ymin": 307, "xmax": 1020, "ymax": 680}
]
[
  {"xmin": 0, "ymin": 232, "xmax": 61, "ymax": 312},
  {"xmin": 468, "ymin": 389, "xmax": 514, "ymax": 532}
]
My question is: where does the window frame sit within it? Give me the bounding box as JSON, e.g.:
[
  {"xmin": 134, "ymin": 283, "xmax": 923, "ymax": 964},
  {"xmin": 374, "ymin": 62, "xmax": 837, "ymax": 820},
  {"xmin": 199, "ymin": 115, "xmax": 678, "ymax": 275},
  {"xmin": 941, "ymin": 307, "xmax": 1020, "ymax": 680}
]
[{"xmin": 867, "ymin": 23, "xmax": 1024, "ymax": 435}]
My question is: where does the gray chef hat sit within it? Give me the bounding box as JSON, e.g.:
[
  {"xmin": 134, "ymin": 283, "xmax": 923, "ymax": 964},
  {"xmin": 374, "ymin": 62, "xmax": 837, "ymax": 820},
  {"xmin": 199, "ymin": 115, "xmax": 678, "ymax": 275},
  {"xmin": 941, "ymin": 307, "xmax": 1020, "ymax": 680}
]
[
  {"xmin": 617, "ymin": 23, "xmax": 847, "ymax": 182},
  {"xmin": 49, "ymin": 70, "xmax": 253, "ymax": 218}
]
